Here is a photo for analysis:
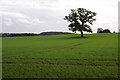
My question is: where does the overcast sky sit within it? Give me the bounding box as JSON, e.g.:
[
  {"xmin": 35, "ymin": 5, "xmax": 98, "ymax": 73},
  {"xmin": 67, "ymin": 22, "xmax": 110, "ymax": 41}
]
[{"xmin": 0, "ymin": 0, "xmax": 119, "ymax": 33}]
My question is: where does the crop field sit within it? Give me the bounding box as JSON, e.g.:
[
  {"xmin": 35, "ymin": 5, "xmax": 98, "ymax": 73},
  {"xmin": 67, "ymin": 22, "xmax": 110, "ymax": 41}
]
[{"xmin": 2, "ymin": 33, "xmax": 118, "ymax": 78}]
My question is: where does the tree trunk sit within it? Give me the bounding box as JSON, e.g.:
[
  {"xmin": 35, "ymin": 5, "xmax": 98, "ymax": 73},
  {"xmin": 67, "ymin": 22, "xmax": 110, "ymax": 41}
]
[
  {"xmin": 81, "ymin": 22, "xmax": 84, "ymax": 38},
  {"xmin": 80, "ymin": 30, "xmax": 83, "ymax": 37}
]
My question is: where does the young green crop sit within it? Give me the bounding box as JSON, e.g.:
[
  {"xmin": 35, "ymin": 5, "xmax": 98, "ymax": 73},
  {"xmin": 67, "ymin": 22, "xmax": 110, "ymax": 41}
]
[{"xmin": 2, "ymin": 33, "xmax": 118, "ymax": 78}]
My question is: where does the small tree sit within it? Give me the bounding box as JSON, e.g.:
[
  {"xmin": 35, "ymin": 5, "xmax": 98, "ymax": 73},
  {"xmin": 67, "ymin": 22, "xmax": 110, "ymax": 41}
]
[
  {"xmin": 64, "ymin": 8, "xmax": 97, "ymax": 37},
  {"xmin": 103, "ymin": 29, "xmax": 110, "ymax": 33},
  {"xmin": 97, "ymin": 28, "xmax": 103, "ymax": 33}
]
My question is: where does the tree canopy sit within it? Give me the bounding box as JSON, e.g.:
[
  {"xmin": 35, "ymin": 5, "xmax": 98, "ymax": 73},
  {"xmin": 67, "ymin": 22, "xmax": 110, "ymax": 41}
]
[{"xmin": 64, "ymin": 8, "xmax": 97, "ymax": 37}]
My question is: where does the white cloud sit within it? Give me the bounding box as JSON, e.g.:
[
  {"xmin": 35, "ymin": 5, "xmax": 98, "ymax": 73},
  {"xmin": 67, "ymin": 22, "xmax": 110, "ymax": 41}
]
[
  {"xmin": 1, "ymin": 11, "xmax": 29, "ymax": 19},
  {"xmin": 32, "ymin": 18, "xmax": 45, "ymax": 24},
  {"xmin": 1, "ymin": 11, "xmax": 45, "ymax": 27},
  {"xmin": 17, "ymin": 18, "xmax": 45, "ymax": 24},
  {"xmin": 17, "ymin": 18, "xmax": 30, "ymax": 24}
]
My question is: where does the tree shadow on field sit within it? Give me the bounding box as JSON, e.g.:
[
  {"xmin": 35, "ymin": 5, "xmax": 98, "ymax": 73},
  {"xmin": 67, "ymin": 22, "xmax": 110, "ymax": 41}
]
[{"xmin": 61, "ymin": 36, "xmax": 89, "ymax": 39}]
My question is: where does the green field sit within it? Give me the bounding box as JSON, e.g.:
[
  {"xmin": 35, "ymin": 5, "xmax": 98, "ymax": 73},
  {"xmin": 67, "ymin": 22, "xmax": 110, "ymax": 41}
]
[{"xmin": 2, "ymin": 33, "xmax": 118, "ymax": 78}]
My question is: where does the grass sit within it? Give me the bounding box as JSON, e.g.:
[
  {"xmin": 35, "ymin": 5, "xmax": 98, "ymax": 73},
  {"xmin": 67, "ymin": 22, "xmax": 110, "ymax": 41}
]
[{"xmin": 2, "ymin": 33, "xmax": 118, "ymax": 78}]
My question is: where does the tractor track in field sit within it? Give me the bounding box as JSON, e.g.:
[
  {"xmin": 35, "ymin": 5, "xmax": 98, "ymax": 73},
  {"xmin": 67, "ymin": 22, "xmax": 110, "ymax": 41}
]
[
  {"xmin": 3, "ymin": 57, "xmax": 118, "ymax": 62},
  {"xmin": 59, "ymin": 41, "xmax": 90, "ymax": 50},
  {"xmin": 3, "ymin": 57, "xmax": 118, "ymax": 67},
  {"xmin": 1, "ymin": 62, "xmax": 118, "ymax": 67}
]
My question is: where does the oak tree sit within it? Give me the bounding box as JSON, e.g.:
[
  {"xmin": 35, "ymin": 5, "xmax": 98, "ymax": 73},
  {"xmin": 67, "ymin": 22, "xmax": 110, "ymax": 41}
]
[{"xmin": 64, "ymin": 8, "xmax": 97, "ymax": 37}]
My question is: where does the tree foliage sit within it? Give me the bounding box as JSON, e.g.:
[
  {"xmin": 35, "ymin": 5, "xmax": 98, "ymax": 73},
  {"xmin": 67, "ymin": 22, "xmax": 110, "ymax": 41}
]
[
  {"xmin": 97, "ymin": 28, "xmax": 103, "ymax": 33},
  {"xmin": 64, "ymin": 8, "xmax": 97, "ymax": 37}
]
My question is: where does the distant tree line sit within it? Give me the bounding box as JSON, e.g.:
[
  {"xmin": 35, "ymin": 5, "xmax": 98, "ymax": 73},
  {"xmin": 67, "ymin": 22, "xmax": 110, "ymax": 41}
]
[
  {"xmin": 0, "ymin": 32, "xmax": 73, "ymax": 37},
  {"xmin": 1, "ymin": 33, "xmax": 39, "ymax": 37},
  {"xmin": 97, "ymin": 28, "xmax": 111, "ymax": 33},
  {"xmin": 40, "ymin": 32, "xmax": 73, "ymax": 35}
]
